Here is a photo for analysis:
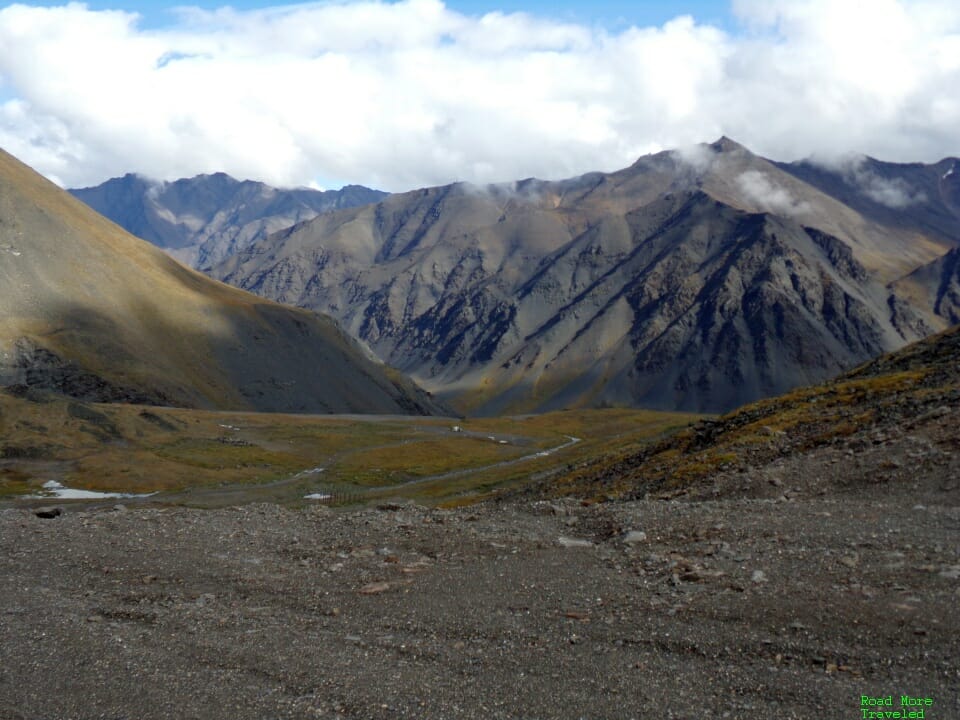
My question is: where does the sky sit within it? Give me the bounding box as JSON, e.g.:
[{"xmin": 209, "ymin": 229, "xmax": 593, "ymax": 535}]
[
  {"xmin": 0, "ymin": 0, "xmax": 958, "ymax": 191},
  {"xmin": 3, "ymin": 1, "xmax": 735, "ymax": 32}
]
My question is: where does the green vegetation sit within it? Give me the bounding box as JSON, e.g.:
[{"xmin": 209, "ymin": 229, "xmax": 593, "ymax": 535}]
[
  {"xmin": 534, "ymin": 343, "xmax": 959, "ymax": 502},
  {"xmin": 11, "ymin": 326, "xmax": 948, "ymax": 509},
  {"xmin": 0, "ymin": 389, "xmax": 702, "ymax": 506}
]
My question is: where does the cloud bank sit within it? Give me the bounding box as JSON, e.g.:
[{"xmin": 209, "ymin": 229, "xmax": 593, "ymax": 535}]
[{"xmin": 0, "ymin": 0, "xmax": 958, "ymax": 190}]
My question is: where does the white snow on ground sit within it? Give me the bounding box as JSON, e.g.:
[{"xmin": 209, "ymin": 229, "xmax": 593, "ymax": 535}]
[{"xmin": 31, "ymin": 480, "xmax": 156, "ymax": 500}]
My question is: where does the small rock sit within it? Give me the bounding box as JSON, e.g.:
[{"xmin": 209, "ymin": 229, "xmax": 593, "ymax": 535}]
[
  {"xmin": 710, "ymin": 541, "xmax": 733, "ymax": 557},
  {"xmin": 751, "ymin": 570, "xmax": 767, "ymax": 584},
  {"xmin": 530, "ymin": 501, "xmax": 565, "ymax": 516},
  {"xmin": 34, "ymin": 507, "xmax": 62, "ymax": 519},
  {"xmin": 623, "ymin": 531, "xmax": 647, "ymax": 546},
  {"xmin": 358, "ymin": 581, "xmax": 392, "ymax": 595},
  {"xmin": 558, "ymin": 536, "xmax": 594, "ymax": 549},
  {"xmin": 938, "ymin": 565, "xmax": 960, "ymax": 580},
  {"xmin": 839, "ymin": 555, "xmax": 859, "ymax": 568}
]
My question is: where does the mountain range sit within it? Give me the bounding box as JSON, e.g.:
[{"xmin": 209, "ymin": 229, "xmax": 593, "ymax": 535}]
[
  {"xmin": 65, "ymin": 139, "xmax": 960, "ymax": 415},
  {"xmin": 69, "ymin": 173, "xmax": 386, "ymax": 271},
  {"xmin": 0, "ymin": 148, "xmax": 440, "ymax": 415},
  {"xmin": 202, "ymin": 138, "xmax": 959, "ymax": 414}
]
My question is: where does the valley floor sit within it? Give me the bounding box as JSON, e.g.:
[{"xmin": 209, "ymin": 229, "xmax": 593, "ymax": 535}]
[{"xmin": 2, "ymin": 488, "xmax": 957, "ymax": 719}]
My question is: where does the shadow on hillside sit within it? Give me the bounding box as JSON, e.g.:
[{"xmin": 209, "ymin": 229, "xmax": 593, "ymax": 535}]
[{"xmin": 9, "ymin": 289, "xmax": 443, "ymax": 416}]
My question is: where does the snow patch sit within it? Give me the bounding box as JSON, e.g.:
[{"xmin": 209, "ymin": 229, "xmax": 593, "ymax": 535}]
[
  {"xmin": 31, "ymin": 480, "xmax": 156, "ymax": 500},
  {"xmin": 293, "ymin": 467, "xmax": 325, "ymax": 479}
]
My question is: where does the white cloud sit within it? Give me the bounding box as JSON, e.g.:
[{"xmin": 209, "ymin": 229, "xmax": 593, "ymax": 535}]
[
  {"xmin": 816, "ymin": 154, "xmax": 928, "ymax": 209},
  {"xmin": 857, "ymin": 171, "xmax": 926, "ymax": 209},
  {"xmin": 0, "ymin": 0, "xmax": 958, "ymax": 191},
  {"xmin": 736, "ymin": 170, "xmax": 812, "ymax": 216},
  {"xmin": 670, "ymin": 142, "xmax": 719, "ymax": 174}
]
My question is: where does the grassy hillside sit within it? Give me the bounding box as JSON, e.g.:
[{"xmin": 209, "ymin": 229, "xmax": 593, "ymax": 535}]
[
  {"xmin": 529, "ymin": 325, "xmax": 960, "ymax": 502},
  {"xmin": 0, "ymin": 388, "xmax": 698, "ymax": 507}
]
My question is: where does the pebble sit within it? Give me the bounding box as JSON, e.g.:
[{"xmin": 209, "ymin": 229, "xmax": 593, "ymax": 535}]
[
  {"xmin": 751, "ymin": 570, "xmax": 767, "ymax": 584},
  {"xmin": 558, "ymin": 536, "xmax": 594, "ymax": 548},
  {"xmin": 623, "ymin": 531, "xmax": 647, "ymax": 546}
]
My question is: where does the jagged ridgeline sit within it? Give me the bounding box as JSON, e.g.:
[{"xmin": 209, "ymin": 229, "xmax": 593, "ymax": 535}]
[
  {"xmin": 0, "ymin": 148, "xmax": 442, "ymax": 415},
  {"xmin": 209, "ymin": 138, "xmax": 959, "ymax": 414},
  {"xmin": 69, "ymin": 173, "xmax": 387, "ymax": 271}
]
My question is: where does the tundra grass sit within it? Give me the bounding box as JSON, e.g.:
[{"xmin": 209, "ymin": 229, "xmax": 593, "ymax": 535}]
[{"xmin": 0, "ymin": 389, "xmax": 703, "ymax": 506}]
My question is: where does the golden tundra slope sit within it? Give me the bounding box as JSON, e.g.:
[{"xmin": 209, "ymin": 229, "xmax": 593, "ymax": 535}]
[{"xmin": 0, "ymin": 149, "xmax": 441, "ymax": 414}]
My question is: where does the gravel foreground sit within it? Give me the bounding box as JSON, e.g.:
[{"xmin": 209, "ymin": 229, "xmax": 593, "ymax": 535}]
[{"xmin": 2, "ymin": 485, "xmax": 958, "ymax": 720}]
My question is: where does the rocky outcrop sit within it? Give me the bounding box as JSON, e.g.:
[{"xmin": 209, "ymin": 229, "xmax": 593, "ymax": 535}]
[
  {"xmin": 0, "ymin": 338, "xmax": 172, "ymax": 405},
  {"xmin": 933, "ymin": 249, "xmax": 960, "ymax": 324},
  {"xmin": 891, "ymin": 246, "xmax": 960, "ymax": 330}
]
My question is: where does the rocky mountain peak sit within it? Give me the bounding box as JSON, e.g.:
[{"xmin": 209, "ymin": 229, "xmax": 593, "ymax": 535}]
[{"xmin": 709, "ymin": 136, "xmax": 750, "ymax": 154}]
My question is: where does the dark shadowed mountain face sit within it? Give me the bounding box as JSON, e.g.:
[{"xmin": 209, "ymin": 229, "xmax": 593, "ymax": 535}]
[
  {"xmin": 776, "ymin": 155, "xmax": 960, "ymax": 249},
  {"xmin": 69, "ymin": 173, "xmax": 387, "ymax": 271},
  {"xmin": 0, "ymin": 149, "xmax": 441, "ymax": 415},
  {"xmin": 211, "ymin": 139, "xmax": 958, "ymax": 415},
  {"xmin": 894, "ymin": 247, "xmax": 960, "ymax": 328}
]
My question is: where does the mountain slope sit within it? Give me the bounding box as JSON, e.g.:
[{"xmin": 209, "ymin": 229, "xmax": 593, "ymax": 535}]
[
  {"xmin": 776, "ymin": 155, "xmax": 960, "ymax": 252},
  {"xmin": 891, "ymin": 246, "xmax": 960, "ymax": 331},
  {"xmin": 0, "ymin": 148, "xmax": 441, "ymax": 415},
  {"xmin": 214, "ymin": 139, "xmax": 950, "ymax": 414},
  {"xmin": 69, "ymin": 173, "xmax": 387, "ymax": 270}
]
